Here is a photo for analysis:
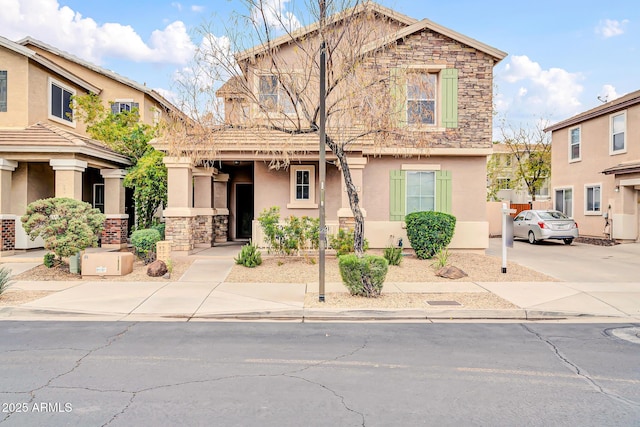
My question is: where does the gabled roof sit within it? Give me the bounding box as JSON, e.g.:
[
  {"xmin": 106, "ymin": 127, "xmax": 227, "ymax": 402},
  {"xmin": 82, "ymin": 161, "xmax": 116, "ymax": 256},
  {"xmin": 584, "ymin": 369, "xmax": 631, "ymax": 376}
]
[
  {"xmin": 235, "ymin": 2, "xmax": 417, "ymax": 62},
  {"xmin": 17, "ymin": 37, "xmax": 178, "ymax": 112},
  {"xmin": 0, "ymin": 122, "xmax": 131, "ymax": 166},
  {"xmin": 545, "ymin": 89, "xmax": 640, "ymax": 133},
  {"xmin": 361, "ymin": 18, "xmax": 507, "ymax": 62},
  {"xmin": 0, "ymin": 35, "xmax": 100, "ymax": 93}
]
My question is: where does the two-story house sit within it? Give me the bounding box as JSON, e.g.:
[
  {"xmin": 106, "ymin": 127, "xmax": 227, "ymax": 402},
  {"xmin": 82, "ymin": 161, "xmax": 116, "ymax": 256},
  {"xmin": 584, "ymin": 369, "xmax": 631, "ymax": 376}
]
[
  {"xmin": 545, "ymin": 89, "xmax": 640, "ymax": 241},
  {"xmin": 155, "ymin": 2, "xmax": 506, "ymax": 253},
  {"xmin": 0, "ymin": 35, "xmax": 178, "ymax": 255}
]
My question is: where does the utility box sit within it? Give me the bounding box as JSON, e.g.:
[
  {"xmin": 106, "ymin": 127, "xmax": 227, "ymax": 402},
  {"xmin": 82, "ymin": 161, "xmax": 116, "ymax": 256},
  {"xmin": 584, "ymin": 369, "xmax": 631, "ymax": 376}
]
[
  {"xmin": 82, "ymin": 252, "xmax": 134, "ymax": 277},
  {"xmin": 156, "ymin": 241, "xmax": 172, "ymax": 263}
]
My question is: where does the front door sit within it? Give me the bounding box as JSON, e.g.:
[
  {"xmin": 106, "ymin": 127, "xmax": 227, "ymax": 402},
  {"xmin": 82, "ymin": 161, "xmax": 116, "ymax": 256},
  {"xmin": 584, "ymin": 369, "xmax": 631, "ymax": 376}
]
[{"xmin": 235, "ymin": 183, "xmax": 253, "ymax": 239}]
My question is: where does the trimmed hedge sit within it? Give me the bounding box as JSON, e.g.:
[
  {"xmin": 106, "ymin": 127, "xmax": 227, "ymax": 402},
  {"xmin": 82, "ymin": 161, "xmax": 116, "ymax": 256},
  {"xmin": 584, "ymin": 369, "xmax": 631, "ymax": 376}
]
[
  {"xmin": 405, "ymin": 211, "xmax": 456, "ymax": 259},
  {"xmin": 338, "ymin": 254, "xmax": 388, "ymax": 297},
  {"xmin": 131, "ymin": 228, "xmax": 162, "ymax": 262}
]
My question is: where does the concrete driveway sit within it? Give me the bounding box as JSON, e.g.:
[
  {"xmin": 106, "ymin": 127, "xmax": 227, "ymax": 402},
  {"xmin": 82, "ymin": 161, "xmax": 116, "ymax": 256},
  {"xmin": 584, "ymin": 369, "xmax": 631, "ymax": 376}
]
[{"xmin": 486, "ymin": 237, "xmax": 640, "ymax": 282}]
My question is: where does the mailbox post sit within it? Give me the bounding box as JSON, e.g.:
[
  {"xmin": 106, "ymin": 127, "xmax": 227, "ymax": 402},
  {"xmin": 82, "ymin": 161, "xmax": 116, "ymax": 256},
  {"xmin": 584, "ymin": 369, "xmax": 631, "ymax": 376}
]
[{"xmin": 502, "ymin": 203, "xmax": 516, "ymax": 273}]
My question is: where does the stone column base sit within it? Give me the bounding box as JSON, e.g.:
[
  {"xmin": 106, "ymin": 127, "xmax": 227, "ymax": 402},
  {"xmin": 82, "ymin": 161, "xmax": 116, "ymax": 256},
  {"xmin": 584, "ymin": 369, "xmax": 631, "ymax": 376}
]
[
  {"xmin": 1, "ymin": 218, "xmax": 16, "ymax": 252},
  {"xmin": 102, "ymin": 217, "xmax": 128, "ymax": 248},
  {"xmin": 194, "ymin": 215, "xmax": 213, "ymax": 245},
  {"xmin": 166, "ymin": 216, "xmax": 196, "ymax": 252},
  {"xmin": 213, "ymin": 215, "xmax": 229, "ymax": 243},
  {"xmin": 338, "ymin": 216, "xmax": 356, "ymax": 232}
]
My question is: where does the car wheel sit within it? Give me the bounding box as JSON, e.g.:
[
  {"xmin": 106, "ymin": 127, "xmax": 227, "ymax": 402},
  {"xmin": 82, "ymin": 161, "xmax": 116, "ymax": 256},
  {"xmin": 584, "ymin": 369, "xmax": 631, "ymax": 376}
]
[
  {"xmin": 528, "ymin": 231, "xmax": 537, "ymax": 244},
  {"xmin": 563, "ymin": 238, "xmax": 574, "ymax": 245}
]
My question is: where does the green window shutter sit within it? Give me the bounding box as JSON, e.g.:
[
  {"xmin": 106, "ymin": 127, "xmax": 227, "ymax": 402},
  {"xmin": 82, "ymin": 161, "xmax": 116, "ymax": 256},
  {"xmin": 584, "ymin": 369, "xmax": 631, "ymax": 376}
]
[
  {"xmin": 436, "ymin": 170, "xmax": 452, "ymax": 214},
  {"xmin": 389, "ymin": 170, "xmax": 406, "ymax": 220},
  {"xmin": 390, "ymin": 68, "xmax": 407, "ymax": 128},
  {"xmin": 440, "ymin": 68, "xmax": 458, "ymax": 128}
]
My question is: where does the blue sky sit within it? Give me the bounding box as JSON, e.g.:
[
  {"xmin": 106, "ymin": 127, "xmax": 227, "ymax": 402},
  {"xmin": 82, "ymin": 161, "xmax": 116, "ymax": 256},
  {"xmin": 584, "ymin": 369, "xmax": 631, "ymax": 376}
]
[{"xmin": 1, "ymin": 0, "xmax": 637, "ymax": 132}]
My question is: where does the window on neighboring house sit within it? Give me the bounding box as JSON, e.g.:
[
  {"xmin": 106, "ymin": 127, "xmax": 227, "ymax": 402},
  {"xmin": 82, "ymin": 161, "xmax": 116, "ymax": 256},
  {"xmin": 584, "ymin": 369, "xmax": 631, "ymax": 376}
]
[
  {"xmin": 569, "ymin": 126, "xmax": 581, "ymax": 161},
  {"xmin": 287, "ymin": 165, "xmax": 317, "ymax": 208},
  {"xmin": 49, "ymin": 78, "xmax": 75, "ymax": 124},
  {"xmin": 555, "ymin": 188, "xmax": 572, "ymax": 217},
  {"xmin": 93, "ymin": 183, "xmax": 105, "ymax": 213},
  {"xmin": 390, "ymin": 67, "xmax": 458, "ymax": 129},
  {"xmin": 504, "ymin": 155, "xmax": 512, "ymax": 167},
  {"xmin": 407, "ymin": 73, "xmax": 437, "ymax": 125},
  {"xmin": 258, "ymin": 75, "xmax": 295, "ymax": 114},
  {"xmin": 389, "ymin": 168, "xmax": 452, "ymax": 220},
  {"xmin": 111, "ymin": 100, "xmax": 139, "ymax": 114},
  {"xmin": 0, "ymin": 71, "xmax": 7, "ymax": 112},
  {"xmin": 497, "ymin": 178, "xmax": 512, "ymax": 190},
  {"xmin": 611, "ymin": 112, "xmax": 626, "ymax": 153},
  {"xmin": 585, "ymin": 185, "xmax": 601, "ymax": 214}
]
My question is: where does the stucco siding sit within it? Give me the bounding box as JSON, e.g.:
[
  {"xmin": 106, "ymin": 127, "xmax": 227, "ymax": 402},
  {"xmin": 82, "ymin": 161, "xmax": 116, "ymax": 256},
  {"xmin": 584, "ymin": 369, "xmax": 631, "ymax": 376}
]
[{"xmin": 0, "ymin": 50, "xmax": 29, "ymax": 127}]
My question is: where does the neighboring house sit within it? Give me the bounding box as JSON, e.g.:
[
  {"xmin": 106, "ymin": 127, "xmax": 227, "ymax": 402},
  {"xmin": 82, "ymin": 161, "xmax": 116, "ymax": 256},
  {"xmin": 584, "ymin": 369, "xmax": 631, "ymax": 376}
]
[
  {"xmin": 545, "ymin": 89, "xmax": 640, "ymax": 241},
  {"xmin": 487, "ymin": 143, "xmax": 551, "ymax": 203},
  {"xmin": 156, "ymin": 3, "xmax": 506, "ymax": 252},
  {"xmin": 0, "ymin": 35, "xmax": 177, "ymax": 255}
]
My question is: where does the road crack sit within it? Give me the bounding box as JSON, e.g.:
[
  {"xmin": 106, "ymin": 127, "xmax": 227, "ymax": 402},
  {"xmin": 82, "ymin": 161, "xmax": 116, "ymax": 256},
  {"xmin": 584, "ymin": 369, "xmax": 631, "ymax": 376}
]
[{"xmin": 521, "ymin": 324, "xmax": 640, "ymax": 408}]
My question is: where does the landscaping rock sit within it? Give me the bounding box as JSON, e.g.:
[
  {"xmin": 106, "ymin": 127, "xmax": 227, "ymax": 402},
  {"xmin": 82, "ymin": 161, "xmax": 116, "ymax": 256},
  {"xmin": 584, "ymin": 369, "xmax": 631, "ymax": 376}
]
[
  {"xmin": 435, "ymin": 265, "xmax": 468, "ymax": 279},
  {"xmin": 147, "ymin": 260, "xmax": 168, "ymax": 277}
]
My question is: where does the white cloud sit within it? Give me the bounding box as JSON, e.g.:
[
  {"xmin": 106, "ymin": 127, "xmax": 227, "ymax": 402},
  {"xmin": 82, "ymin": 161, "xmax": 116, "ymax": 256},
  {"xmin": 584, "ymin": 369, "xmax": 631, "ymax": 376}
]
[
  {"xmin": 497, "ymin": 55, "xmax": 584, "ymax": 120},
  {"xmin": 251, "ymin": 0, "xmax": 301, "ymax": 32},
  {"xmin": 171, "ymin": 2, "xmax": 183, "ymax": 12},
  {"xmin": 0, "ymin": 0, "xmax": 196, "ymax": 65},
  {"xmin": 191, "ymin": 5, "xmax": 204, "ymax": 13},
  {"xmin": 598, "ymin": 84, "xmax": 623, "ymax": 103},
  {"xmin": 595, "ymin": 19, "xmax": 629, "ymax": 38}
]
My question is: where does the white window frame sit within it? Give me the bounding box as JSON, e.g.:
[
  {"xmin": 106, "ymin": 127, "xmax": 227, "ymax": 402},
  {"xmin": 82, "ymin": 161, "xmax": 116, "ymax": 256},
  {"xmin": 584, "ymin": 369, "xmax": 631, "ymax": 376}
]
[
  {"xmin": 287, "ymin": 165, "xmax": 317, "ymax": 209},
  {"xmin": 554, "ymin": 187, "xmax": 573, "ymax": 217},
  {"xmin": 0, "ymin": 70, "xmax": 7, "ymax": 112},
  {"xmin": 610, "ymin": 111, "xmax": 626, "ymax": 155},
  {"xmin": 568, "ymin": 125, "xmax": 581, "ymax": 162},
  {"xmin": 406, "ymin": 72, "xmax": 437, "ymax": 126},
  {"xmin": 113, "ymin": 99, "xmax": 134, "ymax": 113},
  {"xmin": 584, "ymin": 184, "xmax": 601, "ymax": 215},
  {"xmin": 405, "ymin": 170, "xmax": 436, "ymax": 214},
  {"xmin": 48, "ymin": 77, "xmax": 76, "ymax": 127},
  {"xmin": 257, "ymin": 73, "xmax": 296, "ymax": 115}
]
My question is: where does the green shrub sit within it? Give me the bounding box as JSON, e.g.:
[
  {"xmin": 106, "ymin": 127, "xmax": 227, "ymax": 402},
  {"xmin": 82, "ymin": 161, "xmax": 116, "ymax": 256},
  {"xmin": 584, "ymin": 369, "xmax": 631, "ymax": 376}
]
[
  {"xmin": 329, "ymin": 228, "xmax": 369, "ymax": 256},
  {"xmin": 43, "ymin": 253, "xmax": 56, "ymax": 268},
  {"xmin": 338, "ymin": 254, "xmax": 388, "ymax": 297},
  {"xmin": 235, "ymin": 243, "xmax": 262, "ymax": 268},
  {"xmin": 431, "ymin": 247, "xmax": 451, "ymax": 269},
  {"xmin": 152, "ymin": 222, "xmax": 166, "ymax": 240},
  {"xmin": 0, "ymin": 267, "xmax": 11, "ymax": 295},
  {"xmin": 21, "ymin": 197, "xmax": 105, "ymax": 260},
  {"xmin": 405, "ymin": 211, "xmax": 456, "ymax": 259},
  {"xmin": 130, "ymin": 228, "xmax": 162, "ymax": 263},
  {"xmin": 257, "ymin": 207, "xmax": 319, "ymax": 255},
  {"xmin": 383, "ymin": 246, "xmax": 403, "ymax": 266}
]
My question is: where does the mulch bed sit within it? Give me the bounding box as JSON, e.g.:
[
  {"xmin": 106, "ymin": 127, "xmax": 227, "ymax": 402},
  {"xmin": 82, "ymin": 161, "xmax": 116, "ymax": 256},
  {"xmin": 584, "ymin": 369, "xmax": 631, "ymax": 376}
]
[{"xmin": 575, "ymin": 236, "xmax": 619, "ymax": 246}]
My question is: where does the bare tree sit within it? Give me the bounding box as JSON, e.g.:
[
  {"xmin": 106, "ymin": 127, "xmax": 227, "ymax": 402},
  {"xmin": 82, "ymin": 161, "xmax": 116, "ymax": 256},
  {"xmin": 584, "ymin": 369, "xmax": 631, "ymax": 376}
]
[
  {"xmin": 498, "ymin": 120, "xmax": 551, "ymax": 202},
  {"xmin": 162, "ymin": 0, "xmax": 436, "ymax": 255}
]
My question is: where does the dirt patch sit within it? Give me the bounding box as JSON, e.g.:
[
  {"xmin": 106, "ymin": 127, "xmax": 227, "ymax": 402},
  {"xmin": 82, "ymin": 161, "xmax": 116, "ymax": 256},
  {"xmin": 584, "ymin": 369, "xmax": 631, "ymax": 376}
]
[
  {"xmin": 0, "ymin": 290, "xmax": 55, "ymax": 306},
  {"xmin": 305, "ymin": 292, "xmax": 518, "ymax": 309},
  {"xmin": 226, "ymin": 251, "xmax": 557, "ymax": 283}
]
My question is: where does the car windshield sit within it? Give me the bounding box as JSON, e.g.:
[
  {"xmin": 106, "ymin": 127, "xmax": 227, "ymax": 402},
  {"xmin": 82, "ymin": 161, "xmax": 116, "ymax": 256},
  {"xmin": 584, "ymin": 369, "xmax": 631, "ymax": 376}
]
[{"xmin": 538, "ymin": 211, "xmax": 569, "ymax": 220}]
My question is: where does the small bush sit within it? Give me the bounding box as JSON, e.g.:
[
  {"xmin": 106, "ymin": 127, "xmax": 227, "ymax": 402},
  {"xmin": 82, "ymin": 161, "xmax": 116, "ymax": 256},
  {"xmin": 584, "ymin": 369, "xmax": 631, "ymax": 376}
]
[
  {"xmin": 383, "ymin": 246, "xmax": 403, "ymax": 266},
  {"xmin": 405, "ymin": 211, "xmax": 456, "ymax": 259},
  {"xmin": 338, "ymin": 254, "xmax": 388, "ymax": 297},
  {"xmin": 329, "ymin": 229, "xmax": 369, "ymax": 256},
  {"xmin": 431, "ymin": 247, "xmax": 451, "ymax": 269},
  {"xmin": 43, "ymin": 253, "xmax": 56, "ymax": 268},
  {"xmin": 257, "ymin": 207, "xmax": 319, "ymax": 255},
  {"xmin": 131, "ymin": 228, "xmax": 162, "ymax": 263},
  {"xmin": 0, "ymin": 267, "xmax": 12, "ymax": 295},
  {"xmin": 235, "ymin": 243, "xmax": 262, "ymax": 268},
  {"xmin": 152, "ymin": 222, "xmax": 166, "ymax": 240}
]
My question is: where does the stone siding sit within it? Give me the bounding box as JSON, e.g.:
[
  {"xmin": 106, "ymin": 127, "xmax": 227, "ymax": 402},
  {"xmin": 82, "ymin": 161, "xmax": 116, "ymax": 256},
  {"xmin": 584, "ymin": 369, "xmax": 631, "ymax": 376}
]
[
  {"xmin": 194, "ymin": 215, "xmax": 213, "ymax": 245},
  {"xmin": 101, "ymin": 218, "xmax": 128, "ymax": 245},
  {"xmin": 165, "ymin": 217, "xmax": 196, "ymax": 252},
  {"xmin": 213, "ymin": 215, "xmax": 229, "ymax": 243},
  {"xmin": 1, "ymin": 219, "xmax": 15, "ymax": 251}
]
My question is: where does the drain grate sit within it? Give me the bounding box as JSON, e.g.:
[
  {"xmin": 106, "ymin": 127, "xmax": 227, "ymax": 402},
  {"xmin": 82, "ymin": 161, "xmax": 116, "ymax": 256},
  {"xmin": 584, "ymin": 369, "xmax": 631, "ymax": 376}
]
[{"xmin": 426, "ymin": 300, "xmax": 461, "ymax": 306}]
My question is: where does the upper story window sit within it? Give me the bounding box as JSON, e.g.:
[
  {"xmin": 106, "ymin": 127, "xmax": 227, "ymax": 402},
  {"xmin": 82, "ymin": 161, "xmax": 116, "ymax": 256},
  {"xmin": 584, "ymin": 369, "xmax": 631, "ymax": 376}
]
[
  {"xmin": 407, "ymin": 72, "xmax": 437, "ymax": 125},
  {"xmin": 258, "ymin": 75, "xmax": 295, "ymax": 114},
  {"xmin": 48, "ymin": 78, "xmax": 75, "ymax": 125},
  {"xmin": 111, "ymin": 100, "xmax": 139, "ymax": 114},
  {"xmin": 0, "ymin": 71, "xmax": 7, "ymax": 112},
  {"xmin": 569, "ymin": 126, "xmax": 581, "ymax": 161},
  {"xmin": 611, "ymin": 112, "xmax": 626, "ymax": 154}
]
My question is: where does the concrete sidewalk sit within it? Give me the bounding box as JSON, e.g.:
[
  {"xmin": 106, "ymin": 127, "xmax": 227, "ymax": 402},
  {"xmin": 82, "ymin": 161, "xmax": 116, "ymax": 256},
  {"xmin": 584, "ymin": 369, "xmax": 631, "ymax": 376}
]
[{"xmin": 1, "ymin": 254, "xmax": 639, "ymax": 321}]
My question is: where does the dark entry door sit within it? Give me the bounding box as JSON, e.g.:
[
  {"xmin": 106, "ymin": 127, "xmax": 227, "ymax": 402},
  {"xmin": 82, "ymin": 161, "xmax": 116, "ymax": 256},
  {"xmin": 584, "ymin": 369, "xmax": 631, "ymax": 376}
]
[{"xmin": 236, "ymin": 183, "xmax": 253, "ymax": 239}]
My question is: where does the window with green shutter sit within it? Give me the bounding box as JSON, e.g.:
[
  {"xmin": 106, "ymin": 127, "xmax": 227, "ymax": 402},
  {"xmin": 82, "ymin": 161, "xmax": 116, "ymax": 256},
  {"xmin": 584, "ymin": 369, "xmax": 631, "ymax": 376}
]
[
  {"xmin": 0, "ymin": 71, "xmax": 7, "ymax": 112},
  {"xmin": 389, "ymin": 169, "xmax": 452, "ymax": 220}
]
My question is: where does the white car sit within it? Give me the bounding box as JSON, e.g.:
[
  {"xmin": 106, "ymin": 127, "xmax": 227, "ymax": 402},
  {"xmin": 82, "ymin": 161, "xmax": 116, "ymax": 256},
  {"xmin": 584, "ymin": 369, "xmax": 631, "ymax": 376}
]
[{"xmin": 513, "ymin": 210, "xmax": 579, "ymax": 245}]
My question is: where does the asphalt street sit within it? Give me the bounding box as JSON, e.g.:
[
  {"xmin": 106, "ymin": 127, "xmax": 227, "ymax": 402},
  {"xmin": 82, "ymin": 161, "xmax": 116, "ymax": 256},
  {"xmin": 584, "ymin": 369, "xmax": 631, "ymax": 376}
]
[{"xmin": 1, "ymin": 322, "xmax": 639, "ymax": 426}]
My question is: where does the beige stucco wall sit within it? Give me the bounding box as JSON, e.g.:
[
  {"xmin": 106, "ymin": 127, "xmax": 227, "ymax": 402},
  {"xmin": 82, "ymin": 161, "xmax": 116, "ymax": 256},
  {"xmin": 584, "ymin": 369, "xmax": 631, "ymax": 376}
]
[
  {"xmin": 0, "ymin": 49, "xmax": 29, "ymax": 127},
  {"xmin": 551, "ymin": 103, "xmax": 640, "ymax": 238}
]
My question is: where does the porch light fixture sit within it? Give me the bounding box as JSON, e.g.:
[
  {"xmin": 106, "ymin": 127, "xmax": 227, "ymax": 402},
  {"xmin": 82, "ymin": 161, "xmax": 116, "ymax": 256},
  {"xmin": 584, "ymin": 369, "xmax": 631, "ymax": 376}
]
[{"xmin": 614, "ymin": 186, "xmax": 620, "ymax": 192}]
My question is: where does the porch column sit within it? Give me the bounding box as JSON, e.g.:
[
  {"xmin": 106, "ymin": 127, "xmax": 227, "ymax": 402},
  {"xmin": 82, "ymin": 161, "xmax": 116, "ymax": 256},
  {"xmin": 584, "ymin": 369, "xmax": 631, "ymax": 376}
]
[
  {"xmin": 192, "ymin": 167, "xmax": 215, "ymax": 247},
  {"xmin": 0, "ymin": 159, "xmax": 18, "ymax": 255},
  {"xmin": 100, "ymin": 169, "xmax": 128, "ymax": 249},
  {"xmin": 337, "ymin": 157, "xmax": 367, "ymax": 230},
  {"xmin": 50, "ymin": 159, "xmax": 87, "ymax": 200},
  {"xmin": 162, "ymin": 157, "xmax": 196, "ymax": 253},
  {"xmin": 213, "ymin": 173, "xmax": 230, "ymax": 243}
]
